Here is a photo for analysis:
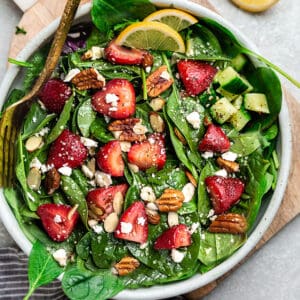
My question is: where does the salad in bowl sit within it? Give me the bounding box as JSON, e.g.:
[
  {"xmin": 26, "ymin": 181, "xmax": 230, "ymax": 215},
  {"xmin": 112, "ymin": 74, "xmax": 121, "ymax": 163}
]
[{"xmin": 0, "ymin": 0, "xmax": 292, "ymax": 299}]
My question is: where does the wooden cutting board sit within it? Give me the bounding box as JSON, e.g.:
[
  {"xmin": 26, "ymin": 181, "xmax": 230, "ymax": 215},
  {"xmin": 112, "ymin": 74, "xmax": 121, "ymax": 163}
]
[{"xmin": 9, "ymin": 0, "xmax": 300, "ymax": 298}]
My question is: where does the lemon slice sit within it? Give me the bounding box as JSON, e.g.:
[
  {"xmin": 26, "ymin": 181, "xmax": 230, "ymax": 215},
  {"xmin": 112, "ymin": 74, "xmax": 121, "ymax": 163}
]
[
  {"xmin": 231, "ymin": 0, "xmax": 279, "ymax": 12},
  {"xmin": 115, "ymin": 21, "xmax": 185, "ymax": 53},
  {"xmin": 144, "ymin": 8, "xmax": 198, "ymax": 31}
]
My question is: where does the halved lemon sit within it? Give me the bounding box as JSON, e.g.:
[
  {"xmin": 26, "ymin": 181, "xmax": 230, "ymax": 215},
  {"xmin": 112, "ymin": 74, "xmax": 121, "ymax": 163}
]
[
  {"xmin": 144, "ymin": 8, "xmax": 198, "ymax": 31},
  {"xmin": 231, "ymin": 0, "xmax": 279, "ymax": 12},
  {"xmin": 115, "ymin": 21, "xmax": 185, "ymax": 53}
]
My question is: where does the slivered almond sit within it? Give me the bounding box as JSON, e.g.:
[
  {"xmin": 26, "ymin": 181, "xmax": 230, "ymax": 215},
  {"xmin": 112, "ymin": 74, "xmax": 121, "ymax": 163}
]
[
  {"xmin": 67, "ymin": 204, "xmax": 79, "ymax": 220},
  {"xmin": 114, "ymin": 256, "xmax": 140, "ymax": 276},
  {"xmin": 209, "ymin": 213, "xmax": 247, "ymax": 234},
  {"xmin": 156, "ymin": 188, "xmax": 184, "ymax": 212},
  {"xmin": 216, "ymin": 157, "xmax": 240, "ymax": 173},
  {"xmin": 104, "ymin": 212, "xmax": 119, "ymax": 233}
]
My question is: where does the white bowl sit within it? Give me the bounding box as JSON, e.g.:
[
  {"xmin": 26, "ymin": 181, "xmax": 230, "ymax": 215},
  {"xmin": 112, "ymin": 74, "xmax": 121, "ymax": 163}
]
[{"xmin": 0, "ymin": 0, "xmax": 292, "ymax": 299}]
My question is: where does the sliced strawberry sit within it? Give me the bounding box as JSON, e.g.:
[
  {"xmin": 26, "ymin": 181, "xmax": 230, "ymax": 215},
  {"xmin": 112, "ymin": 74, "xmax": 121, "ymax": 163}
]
[
  {"xmin": 92, "ymin": 78, "xmax": 136, "ymax": 119},
  {"xmin": 38, "ymin": 78, "xmax": 72, "ymax": 113},
  {"xmin": 87, "ymin": 184, "xmax": 128, "ymax": 221},
  {"xmin": 96, "ymin": 140, "xmax": 124, "ymax": 177},
  {"xmin": 127, "ymin": 133, "xmax": 166, "ymax": 171},
  {"xmin": 205, "ymin": 176, "xmax": 245, "ymax": 214},
  {"xmin": 154, "ymin": 224, "xmax": 191, "ymax": 250},
  {"xmin": 114, "ymin": 201, "xmax": 148, "ymax": 244},
  {"xmin": 177, "ymin": 60, "xmax": 217, "ymax": 96},
  {"xmin": 47, "ymin": 129, "xmax": 87, "ymax": 169},
  {"xmin": 105, "ymin": 40, "xmax": 153, "ymax": 67},
  {"xmin": 198, "ymin": 124, "xmax": 230, "ymax": 153},
  {"xmin": 37, "ymin": 203, "xmax": 79, "ymax": 242}
]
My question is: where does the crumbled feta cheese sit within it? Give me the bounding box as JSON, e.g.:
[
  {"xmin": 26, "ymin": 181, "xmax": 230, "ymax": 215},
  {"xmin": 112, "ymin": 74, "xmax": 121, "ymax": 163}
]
[
  {"xmin": 30, "ymin": 157, "xmax": 42, "ymax": 170},
  {"xmin": 80, "ymin": 137, "xmax": 98, "ymax": 148},
  {"xmin": 35, "ymin": 127, "xmax": 50, "ymax": 137},
  {"xmin": 95, "ymin": 171, "xmax": 112, "ymax": 187},
  {"xmin": 90, "ymin": 46, "xmax": 105, "ymax": 60},
  {"xmin": 88, "ymin": 219, "xmax": 98, "ymax": 228},
  {"xmin": 104, "ymin": 115, "xmax": 111, "ymax": 123},
  {"xmin": 82, "ymin": 165, "xmax": 94, "ymax": 179},
  {"xmin": 40, "ymin": 163, "xmax": 54, "ymax": 174},
  {"xmin": 145, "ymin": 66, "xmax": 151, "ymax": 73},
  {"xmin": 64, "ymin": 68, "xmax": 80, "ymax": 82},
  {"xmin": 137, "ymin": 217, "xmax": 146, "ymax": 226},
  {"xmin": 58, "ymin": 166, "xmax": 72, "ymax": 176},
  {"xmin": 92, "ymin": 224, "xmax": 104, "ymax": 234},
  {"xmin": 221, "ymin": 151, "xmax": 238, "ymax": 162},
  {"xmin": 160, "ymin": 70, "xmax": 171, "ymax": 81},
  {"xmin": 186, "ymin": 111, "xmax": 201, "ymax": 129},
  {"xmin": 207, "ymin": 209, "xmax": 215, "ymax": 219},
  {"xmin": 182, "ymin": 183, "xmax": 195, "ymax": 203},
  {"xmin": 171, "ymin": 249, "xmax": 186, "ymax": 263},
  {"xmin": 140, "ymin": 242, "xmax": 148, "ymax": 249},
  {"xmin": 214, "ymin": 168, "xmax": 228, "ymax": 178},
  {"xmin": 105, "ymin": 93, "xmax": 119, "ymax": 104},
  {"xmin": 201, "ymin": 151, "xmax": 214, "ymax": 159},
  {"xmin": 189, "ymin": 222, "xmax": 200, "ymax": 234},
  {"xmin": 120, "ymin": 222, "xmax": 133, "ymax": 234},
  {"xmin": 54, "ymin": 215, "xmax": 62, "ymax": 223},
  {"xmin": 140, "ymin": 186, "xmax": 156, "ymax": 202},
  {"xmin": 52, "ymin": 249, "xmax": 68, "ymax": 267}
]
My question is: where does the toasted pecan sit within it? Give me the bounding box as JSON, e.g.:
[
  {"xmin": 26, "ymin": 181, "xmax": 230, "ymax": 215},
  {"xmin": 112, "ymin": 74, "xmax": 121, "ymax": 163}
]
[
  {"xmin": 71, "ymin": 68, "xmax": 105, "ymax": 90},
  {"xmin": 209, "ymin": 213, "xmax": 247, "ymax": 234},
  {"xmin": 216, "ymin": 157, "xmax": 240, "ymax": 173},
  {"xmin": 146, "ymin": 208, "xmax": 161, "ymax": 225},
  {"xmin": 114, "ymin": 256, "xmax": 140, "ymax": 276},
  {"xmin": 44, "ymin": 168, "xmax": 60, "ymax": 195},
  {"xmin": 156, "ymin": 188, "xmax": 184, "ymax": 212}
]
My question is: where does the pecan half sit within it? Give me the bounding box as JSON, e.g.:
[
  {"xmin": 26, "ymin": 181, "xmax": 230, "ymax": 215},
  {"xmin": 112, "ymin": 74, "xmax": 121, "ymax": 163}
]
[
  {"xmin": 142, "ymin": 52, "xmax": 154, "ymax": 68},
  {"xmin": 156, "ymin": 188, "xmax": 184, "ymax": 212},
  {"xmin": 71, "ymin": 68, "xmax": 105, "ymax": 90},
  {"xmin": 44, "ymin": 168, "xmax": 60, "ymax": 195},
  {"xmin": 216, "ymin": 157, "xmax": 240, "ymax": 173},
  {"xmin": 146, "ymin": 65, "xmax": 174, "ymax": 97},
  {"xmin": 108, "ymin": 118, "xmax": 147, "ymax": 142},
  {"xmin": 114, "ymin": 256, "xmax": 140, "ymax": 276},
  {"xmin": 209, "ymin": 213, "xmax": 247, "ymax": 234},
  {"xmin": 146, "ymin": 208, "xmax": 160, "ymax": 225}
]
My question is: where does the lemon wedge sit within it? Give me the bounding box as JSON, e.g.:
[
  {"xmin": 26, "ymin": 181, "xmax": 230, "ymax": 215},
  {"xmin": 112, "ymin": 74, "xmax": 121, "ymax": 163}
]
[
  {"xmin": 115, "ymin": 21, "xmax": 185, "ymax": 53},
  {"xmin": 144, "ymin": 8, "xmax": 198, "ymax": 31},
  {"xmin": 231, "ymin": 0, "xmax": 279, "ymax": 12}
]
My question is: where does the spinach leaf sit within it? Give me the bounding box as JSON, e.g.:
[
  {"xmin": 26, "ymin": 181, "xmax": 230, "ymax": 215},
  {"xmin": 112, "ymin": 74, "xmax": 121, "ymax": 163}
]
[
  {"xmin": 62, "ymin": 265, "xmax": 124, "ymax": 300},
  {"xmin": 76, "ymin": 232, "xmax": 92, "ymax": 261},
  {"xmin": 91, "ymin": 0, "xmax": 156, "ymax": 34},
  {"xmin": 230, "ymin": 131, "xmax": 262, "ymax": 156},
  {"xmin": 77, "ymin": 99, "xmax": 97, "ymax": 137},
  {"xmin": 90, "ymin": 116, "xmax": 114, "ymax": 143},
  {"xmin": 86, "ymin": 26, "xmax": 110, "ymax": 48},
  {"xmin": 23, "ymin": 240, "xmax": 63, "ymax": 300},
  {"xmin": 71, "ymin": 169, "xmax": 90, "ymax": 195}
]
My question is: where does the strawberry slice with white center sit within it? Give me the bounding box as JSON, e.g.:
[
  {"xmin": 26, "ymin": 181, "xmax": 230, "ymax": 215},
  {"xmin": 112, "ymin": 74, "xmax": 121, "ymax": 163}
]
[
  {"xmin": 96, "ymin": 140, "xmax": 124, "ymax": 177},
  {"xmin": 87, "ymin": 184, "xmax": 128, "ymax": 221},
  {"xmin": 114, "ymin": 201, "xmax": 148, "ymax": 244},
  {"xmin": 177, "ymin": 60, "xmax": 217, "ymax": 96},
  {"xmin": 37, "ymin": 203, "xmax": 79, "ymax": 242},
  {"xmin": 198, "ymin": 124, "xmax": 230, "ymax": 153},
  {"xmin": 47, "ymin": 129, "xmax": 88, "ymax": 169},
  {"xmin": 154, "ymin": 224, "xmax": 191, "ymax": 250},
  {"xmin": 127, "ymin": 133, "xmax": 166, "ymax": 171},
  {"xmin": 205, "ymin": 175, "xmax": 245, "ymax": 214},
  {"xmin": 92, "ymin": 78, "xmax": 136, "ymax": 119}
]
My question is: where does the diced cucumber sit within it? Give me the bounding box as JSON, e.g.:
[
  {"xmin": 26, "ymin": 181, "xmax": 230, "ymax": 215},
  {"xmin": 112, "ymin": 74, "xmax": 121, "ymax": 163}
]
[
  {"xmin": 213, "ymin": 69, "xmax": 222, "ymax": 84},
  {"xmin": 244, "ymin": 93, "xmax": 270, "ymax": 114},
  {"xmin": 216, "ymin": 87, "xmax": 239, "ymax": 101},
  {"xmin": 230, "ymin": 107, "xmax": 251, "ymax": 131},
  {"xmin": 231, "ymin": 53, "xmax": 247, "ymax": 71},
  {"xmin": 218, "ymin": 66, "xmax": 253, "ymax": 94},
  {"xmin": 232, "ymin": 95, "xmax": 243, "ymax": 109},
  {"xmin": 210, "ymin": 97, "xmax": 237, "ymax": 124}
]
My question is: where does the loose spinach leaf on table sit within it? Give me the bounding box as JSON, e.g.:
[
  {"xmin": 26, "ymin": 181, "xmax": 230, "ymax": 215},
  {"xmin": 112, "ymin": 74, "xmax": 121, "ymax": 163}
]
[{"xmin": 24, "ymin": 240, "xmax": 63, "ymax": 300}]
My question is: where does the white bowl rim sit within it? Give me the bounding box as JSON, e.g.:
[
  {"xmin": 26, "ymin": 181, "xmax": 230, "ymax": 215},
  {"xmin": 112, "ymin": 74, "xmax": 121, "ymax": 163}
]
[{"xmin": 0, "ymin": 0, "xmax": 292, "ymax": 299}]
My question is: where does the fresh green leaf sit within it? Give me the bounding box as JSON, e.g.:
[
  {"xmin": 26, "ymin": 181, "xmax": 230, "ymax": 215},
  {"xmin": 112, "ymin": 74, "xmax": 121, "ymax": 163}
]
[
  {"xmin": 77, "ymin": 99, "xmax": 97, "ymax": 137},
  {"xmin": 90, "ymin": 116, "xmax": 114, "ymax": 143},
  {"xmin": 15, "ymin": 26, "xmax": 27, "ymax": 35}
]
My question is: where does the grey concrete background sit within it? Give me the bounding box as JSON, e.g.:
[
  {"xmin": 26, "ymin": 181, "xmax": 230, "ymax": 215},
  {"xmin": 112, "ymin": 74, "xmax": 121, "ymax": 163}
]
[{"xmin": 0, "ymin": 0, "xmax": 299, "ymax": 299}]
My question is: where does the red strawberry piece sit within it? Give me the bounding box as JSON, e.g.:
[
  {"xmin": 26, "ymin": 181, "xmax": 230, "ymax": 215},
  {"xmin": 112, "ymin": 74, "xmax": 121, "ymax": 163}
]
[
  {"xmin": 205, "ymin": 175, "xmax": 245, "ymax": 214},
  {"xmin": 87, "ymin": 184, "xmax": 128, "ymax": 221},
  {"xmin": 47, "ymin": 129, "xmax": 87, "ymax": 169},
  {"xmin": 154, "ymin": 224, "xmax": 191, "ymax": 250},
  {"xmin": 198, "ymin": 124, "xmax": 230, "ymax": 153},
  {"xmin": 177, "ymin": 60, "xmax": 217, "ymax": 96},
  {"xmin": 38, "ymin": 78, "xmax": 72, "ymax": 113},
  {"xmin": 37, "ymin": 203, "xmax": 79, "ymax": 242},
  {"xmin": 114, "ymin": 201, "xmax": 148, "ymax": 244},
  {"xmin": 127, "ymin": 133, "xmax": 166, "ymax": 171},
  {"xmin": 105, "ymin": 40, "xmax": 153, "ymax": 67},
  {"xmin": 92, "ymin": 78, "xmax": 136, "ymax": 119},
  {"xmin": 96, "ymin": 140, "xmax": 124, "ymax": 177}
]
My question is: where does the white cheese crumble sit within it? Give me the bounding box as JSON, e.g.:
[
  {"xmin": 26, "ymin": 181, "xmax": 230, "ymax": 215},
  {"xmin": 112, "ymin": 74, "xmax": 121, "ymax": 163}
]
[
  {"xmin": 201, "ymin": 151, "xmax": 214, "ymax": 159},
  {"xmin": 35, "ymin": 127, "xmax": 50, "ymax": 137},
  {"xmin": 145, "ymin": 66, "xmax": 151, "ymax": 73},
  {"xmin": 137, "ymin": 217, "xmax": 146, "ymax": 226},
  {"xmin": 92, "ymin": 224, "xmax": 104, "ymax": 234},
  {"xmin": 120, "ymin": 222, "xmax": 133, "ymax": 234},
  {"xmin": 40, "ymin": 163, "xmax": 54, "ymax": 174},
  {"xmin": 160, "ymin": 70, "xmax": 171, "ymax": 81},
  {"xmin": 186, "ymin": 111, "xmax": 201, "ymax": 129},
  {"xmin": 82, "ymin": 165, "xmax": 94, "ymax": 179},
  {"xmin": 207, "ymin": 209, "xmax": 215, "ymax": 219},
  {"xmin": 30, "ymin": 157, "xmax": 42, "ymax": 170},
  {"xmin": 58, "ymin": 166, "xmax": 72, "ymax": 176},
  {"xmin": 182, "ymin": 183, "xmax": 195, "ymax": 203},
  {"xmin": 221, "ymin": 151, "xmax": 238, "ymax": 162},
  {"xmin": 52, "ymin": 249, "xmax": 68, "ymax": 267},
  {"xmin": 95, "ymin": 171, "xmax": 112, "ymax": 187},
  {"xmin": 132, "ymin": 123, "xmax": 148, "ymax": 135},
  {"xmin": 64, "ymin": 68, "xmax": 80, "ymax": 82},
  {"xmin": 80, "ymin": 137, "xmax": 98, "ymax": 148},
  {"xmin": 140, "ymin": 186, "xmax": 156, "ymax": 202},
  {"xmin": 171, "ymin": 249, "xmax": 186, "ymax": 263},
  {"xmin": 90, "ymin": 46, "xmax": 105, "ymax": 60},
  {"xmin": 105, "ymin": 93, "xmax": 119, "ymax": 104},
  {"xmin": 189, "ymin": 222, "xmax": 200, "ymax": 235},
  {"xmin": 54, "ymin": 214, "xmax": 62, "ymax": 223},
  {"xmin": 214, "ymin": 168, "xmax": 228, "ymax": 178}
]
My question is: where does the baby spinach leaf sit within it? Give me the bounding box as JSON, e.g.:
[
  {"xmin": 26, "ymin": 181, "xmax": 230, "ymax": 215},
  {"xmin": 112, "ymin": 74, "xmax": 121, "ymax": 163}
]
[
  {"xmin": 76, "ymin": 232, "xmax": 92, "ymax": 261},
  {"xmin": 86, "ymin": 26, "xmax": 110, "ymax": 48},
  {"xmin": 23, "ymin": 240, "xmax": 63, "ymax": 300},
  {"xmin": 90, "ymin": 116, "xmax": 114, "ymax": 143},
  {"xmin": 62, "ymin": 265, "xmax": 124, "ymax": 300},
  {"xmin": 71, "ymin": 169, "xmax": 90, "ymax": 195},
  {"xmin": 230, "ymin": 131, "xmax": 262, "ymax": 156},
  {"xmin": 91, "ymin": 0, "xmax": 156, "ymax": 34},
  {"xmin": 77, "ymin": 99, "xmax": 97, "ymax": 137}
]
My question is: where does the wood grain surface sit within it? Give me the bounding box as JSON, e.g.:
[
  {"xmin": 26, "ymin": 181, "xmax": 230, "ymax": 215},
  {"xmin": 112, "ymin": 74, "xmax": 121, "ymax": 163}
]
[{"xmin": 8, "ymin": 0, "xmax": 300, "ymax": 298}]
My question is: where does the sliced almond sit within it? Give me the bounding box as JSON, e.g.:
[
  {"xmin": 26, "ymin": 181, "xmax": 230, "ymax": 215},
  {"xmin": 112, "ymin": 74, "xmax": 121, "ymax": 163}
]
[
  {"xmin": 168, "ymin": 212, "xmax": 179, "ymax": 227},
  {"xmin": 25, "ymin": 136, "xmax": 43, "ymax": 152},
  {"xmin": 113, "ymin": 192, "xmax": 124, "ymax": 215},
  {"xmin": 149, "ymin": 112, "xmax": 165, "ymax": 133},
  {"xmin": 149, "ymin": 97, "xmax": 166, "ymax": 111},
  {"xmin": 67, "ymin": 204, "xmax": 79, "ymax": 220},
  {"xmin": 104, "ymin": 212, "xmax": 119, "ymax": 233},
  {"xmin": 26, "ymin": 167, "xmax": 41, "ymax": 191}
]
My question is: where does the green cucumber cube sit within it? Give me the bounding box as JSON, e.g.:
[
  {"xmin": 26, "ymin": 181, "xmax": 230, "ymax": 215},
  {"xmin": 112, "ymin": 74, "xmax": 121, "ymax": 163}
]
[{"xmin": 210, "ymin": 97, "xmax": 237, "ymax": 124}]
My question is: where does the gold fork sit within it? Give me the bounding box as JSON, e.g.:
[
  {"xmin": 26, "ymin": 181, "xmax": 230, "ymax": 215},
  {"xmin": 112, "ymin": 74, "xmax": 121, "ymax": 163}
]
[{"xmin": 0, "ymin": 0, "xmax": 81, "ymax": 187}]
